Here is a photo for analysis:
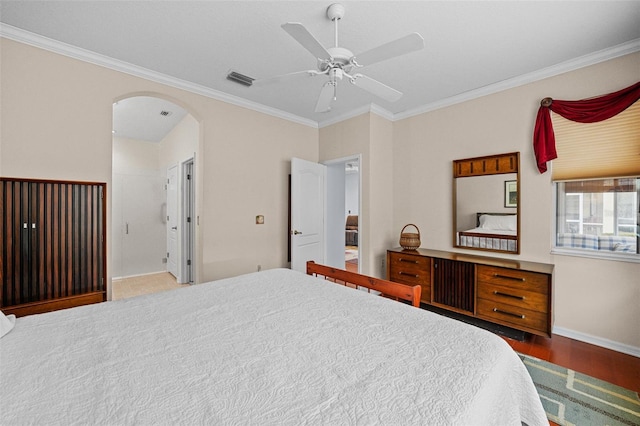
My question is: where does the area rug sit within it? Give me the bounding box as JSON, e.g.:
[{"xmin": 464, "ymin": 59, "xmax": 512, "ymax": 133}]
[{"xmin": 518, "ymin": 353, "xmax": 640, "ymax": 426}]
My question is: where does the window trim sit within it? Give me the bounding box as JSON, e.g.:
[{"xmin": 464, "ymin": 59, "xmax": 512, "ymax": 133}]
[{"xmin": 551, "ymin": 246, "xmax": 640, "ymax": 264}]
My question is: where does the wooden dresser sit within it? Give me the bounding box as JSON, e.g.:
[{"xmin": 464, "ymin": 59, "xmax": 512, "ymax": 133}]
[{"xmin": 387, "ymin": 248, "xmax": 553, "ymax": 337}]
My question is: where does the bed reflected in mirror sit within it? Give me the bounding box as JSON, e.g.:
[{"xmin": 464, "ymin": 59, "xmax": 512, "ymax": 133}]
[{"xmin": 453, "ymin": 152, "xmax": 520, "ymax": 254}]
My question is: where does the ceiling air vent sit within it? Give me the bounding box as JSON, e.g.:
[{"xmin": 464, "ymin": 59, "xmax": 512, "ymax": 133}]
[{"xmin": 227, "ymin": 71, "xmax": 254, "ymax": 87}]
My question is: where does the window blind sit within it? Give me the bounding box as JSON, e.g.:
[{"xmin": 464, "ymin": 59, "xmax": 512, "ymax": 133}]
[{"xmin": 551, "ymin": 100, "xmax": 640, "ymax": 181}]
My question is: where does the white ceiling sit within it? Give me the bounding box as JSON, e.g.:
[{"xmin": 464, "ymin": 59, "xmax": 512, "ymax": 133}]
[
  {"xmin": 113, "ymin": 97, "xmax": 188, "ymax": 142},
  {"xmin": 1, "ymin": 1, "xmax": 639, "ymax": 129}
]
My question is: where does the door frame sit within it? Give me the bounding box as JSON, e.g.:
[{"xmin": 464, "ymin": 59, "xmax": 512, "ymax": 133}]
[
  {"xmin": 181, "ymin": 156, "xmax": 195, "ymax": 284},
  {"xmin": 323, "ymin": 155, "xmax": 362, "ymax": 272},
  {"xmin": 166, "ymin": 163, "xmax": 179, "ymax": 281}
]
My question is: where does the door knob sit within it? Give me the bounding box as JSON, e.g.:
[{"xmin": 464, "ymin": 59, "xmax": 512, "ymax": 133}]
[
  {"xmin": 172, "ymin": 226, "xmax": 178, "ymax": 230},
  {"xmin": 291, "ymin": 230, "xmax": 302, "ymax": 235}
]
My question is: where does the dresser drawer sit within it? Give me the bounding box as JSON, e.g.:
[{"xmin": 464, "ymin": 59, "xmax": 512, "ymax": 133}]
[
  {"xmin": 477, "ymin": 265, "xmax": 549, "ymax": 294},
  {"xmin": 387, "ymin": 252, "xmax": 430, "ymax": 302},
  {"xmin": 476, "ymin": 298, "xmax": 548, "ymax": 333},
  {"xmin": 388, "ymin": 252, "xmax": 429, "ymax": 280},
  {"xmin": 477, "ymin": 282, "xmax": 548, "ymax": 313}
]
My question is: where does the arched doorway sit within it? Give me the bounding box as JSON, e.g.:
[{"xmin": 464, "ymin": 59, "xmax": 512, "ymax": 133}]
[{"xmin": 112, "ymin": 95, "xmax": 200, "ymax": 298}]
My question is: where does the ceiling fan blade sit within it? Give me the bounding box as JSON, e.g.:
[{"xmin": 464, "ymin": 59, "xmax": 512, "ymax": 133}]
[
  {"xmin": 252, "ymin": 70, "xmax": 321, "ymax": 86},
  {"xmin": 315, "ymin": 82, "xmax": 335, "ymax": 113},
  {"xmin": 351, "ymin": 74, "xmax": 402, "ymax": 102},
  {"xmin": 282, "ymin": 22, "xmax": 331, "ymax": 61},
  {"xmin": 353, "ymin": 33, "xmax": 424, "ymax": 67}
]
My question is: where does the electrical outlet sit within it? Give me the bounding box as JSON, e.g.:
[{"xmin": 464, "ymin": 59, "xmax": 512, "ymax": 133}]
[{"xmin": 162, "ymin": 258, "xmax": 167, "ymax": 264}]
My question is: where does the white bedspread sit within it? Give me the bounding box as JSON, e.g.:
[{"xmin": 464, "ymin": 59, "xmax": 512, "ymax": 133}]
[{"xmin": 0, "ymin": 268, "xmax": 547, "ymax": 425}]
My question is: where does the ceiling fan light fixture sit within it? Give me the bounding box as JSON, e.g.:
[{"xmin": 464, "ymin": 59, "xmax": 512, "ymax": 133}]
[{"xmin": 329, "ymin": 68, "xmax": 344, "ymax": 82}]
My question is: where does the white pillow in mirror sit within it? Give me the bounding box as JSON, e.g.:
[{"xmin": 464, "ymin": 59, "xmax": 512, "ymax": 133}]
[
  {"xmin": 479, "ymin": 214, "xmax": 517, "ymax": 231},
  {"xmin": 0, "ymin": 310, "xmax": 16, "ymax": 338}
]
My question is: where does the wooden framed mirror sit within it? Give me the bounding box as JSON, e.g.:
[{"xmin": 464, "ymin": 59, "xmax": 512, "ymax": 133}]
[{"xmin": 453, "ymin": 152, "xmax": 520, "ymax": 254}]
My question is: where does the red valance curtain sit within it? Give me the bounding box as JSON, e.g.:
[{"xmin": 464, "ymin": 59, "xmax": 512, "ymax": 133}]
[{"xmin": 533, "ymin": 81, "xmax": 640, "ymax": 173}]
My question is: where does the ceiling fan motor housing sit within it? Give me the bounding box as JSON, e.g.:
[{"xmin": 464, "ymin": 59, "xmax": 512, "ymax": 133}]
[{"xmin": 318, "ymin": 47, "xmax": 355, "ymax": 72}]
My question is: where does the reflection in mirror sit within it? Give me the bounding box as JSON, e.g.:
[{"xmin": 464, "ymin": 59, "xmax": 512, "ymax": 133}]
[{"xmin": 453, "ymin": 152, "xmax": 520, "ymax": 254}]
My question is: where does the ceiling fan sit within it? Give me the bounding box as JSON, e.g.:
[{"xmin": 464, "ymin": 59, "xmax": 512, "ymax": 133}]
[{"xmin": 253, "ymin": 3, "xmax": 424, "ymax": 113}]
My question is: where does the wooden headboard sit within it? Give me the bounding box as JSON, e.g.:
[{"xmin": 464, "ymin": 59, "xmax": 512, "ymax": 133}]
[{"xmin": 306, "ymin": 261, "xmax": 421, "ymax": 307}]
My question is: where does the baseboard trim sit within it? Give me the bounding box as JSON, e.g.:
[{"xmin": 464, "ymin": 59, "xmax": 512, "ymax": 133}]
[
  {"xmin": 112, "ymin": 270, "xmax": 169, "ymax": 281},
  {"xmin": 553, "ymin": 326, "xmax": 640, "ymax": 358}
]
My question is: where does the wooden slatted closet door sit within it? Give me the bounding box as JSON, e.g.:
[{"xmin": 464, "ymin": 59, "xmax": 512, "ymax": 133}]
[{"xmin": 0, "ymin": 178, "xmax": 106, "ymax": 314}]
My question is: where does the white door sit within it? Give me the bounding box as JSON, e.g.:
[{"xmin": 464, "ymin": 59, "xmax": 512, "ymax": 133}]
[
  {"xmin": 167, "ymin": 165, "xmax": 179, "ymax": 279},
  {"xmin": 290, "ymin": 158, "xmax": 326, "ymax": 273}
]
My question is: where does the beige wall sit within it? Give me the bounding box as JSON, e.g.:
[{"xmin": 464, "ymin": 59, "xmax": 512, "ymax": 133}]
[
  {"xmin": 159, "ymin": 114, "xmax": 199, "ymax": 170},
  {"xmin": 319, "ymin": 113, "xmax": 372, "ymax": 272},
  {"xmin": 368, "ymin": 113, "xmax": 395, "ymax": 275},
  {"xmin": 113, "ymin": 137, "xmax": 161, "ymax": 173},
  {"xmin": 319, "ymin": 113, "xmax": 395, "ymax": 278},
  {"xmin": 0, "ymin": 39, "xmax": 318, "ymax": 293},
  {"xmin": 392, "ymin": 52, "xmax": 640, "ymax": 351}
]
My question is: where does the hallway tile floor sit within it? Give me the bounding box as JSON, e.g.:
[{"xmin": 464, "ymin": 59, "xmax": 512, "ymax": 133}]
[{"xmin": 111, "ymin": 272, "xmax": 189, "ymax": 300}]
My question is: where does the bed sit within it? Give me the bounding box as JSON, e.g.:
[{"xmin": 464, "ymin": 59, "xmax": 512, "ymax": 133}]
[
  {"xmin": 0, "ymin": 264, "xmax": 546, "ymax": 425},
  {"xmin": 458, "ymin": 212, "xmax": 518, "ymax": 251}
]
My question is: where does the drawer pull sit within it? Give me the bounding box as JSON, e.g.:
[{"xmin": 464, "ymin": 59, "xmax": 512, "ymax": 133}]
[
  {"xmin": 494, "ymin": 273, "xmax": 525, "ymax": 282},
  {"xmin": 493, "ymin": 308, "xmax": 525, "ymax": 319},
  {"xmin": 399, "ymin": 271, "xmax": 419, "ymax": 278},
  {"xmin": 493, "ymin": 291, "xmax": 525, "ymax": 300},
  {"xmin": 399, "ymin": 258, "xmax": 419, "ymax": 264}
]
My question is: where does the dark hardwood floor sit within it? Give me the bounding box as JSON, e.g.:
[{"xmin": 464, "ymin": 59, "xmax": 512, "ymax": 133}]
[
  {"xmin": 503, "ymin": 333, "xmax": 639, "ymax": 393},
  {"xmin": 504, "ymin": 333, "xmax": 639, "ymax": 426}
]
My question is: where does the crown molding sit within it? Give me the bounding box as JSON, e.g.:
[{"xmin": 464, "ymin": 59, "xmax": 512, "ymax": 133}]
[
  {"xmin": 394, "ymin": 38, "xmax": 640, "ymax": 121},
  {"xmin": 2, "ymin": 24, "xmax": 638, "ymax": 129},
  {"xmin": 320, "ymin": 37, "xmax": 640, "ymax": 126},
  {"xmin": 0, "ymin": 24, "xmax": 318, "ymax": 129},
  {"xmin": 316, "ymin": 103, "xmax": 395, "ymax": 128}
]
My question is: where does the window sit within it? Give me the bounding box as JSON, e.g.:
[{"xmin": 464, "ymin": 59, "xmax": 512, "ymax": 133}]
[
  {"xmin": 552, "ymin": 100, "xmax": 640, "ymax": 260},
  {"xmin": 556, "ymin": 178, "xmax": 639, "ymax": 255}
]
